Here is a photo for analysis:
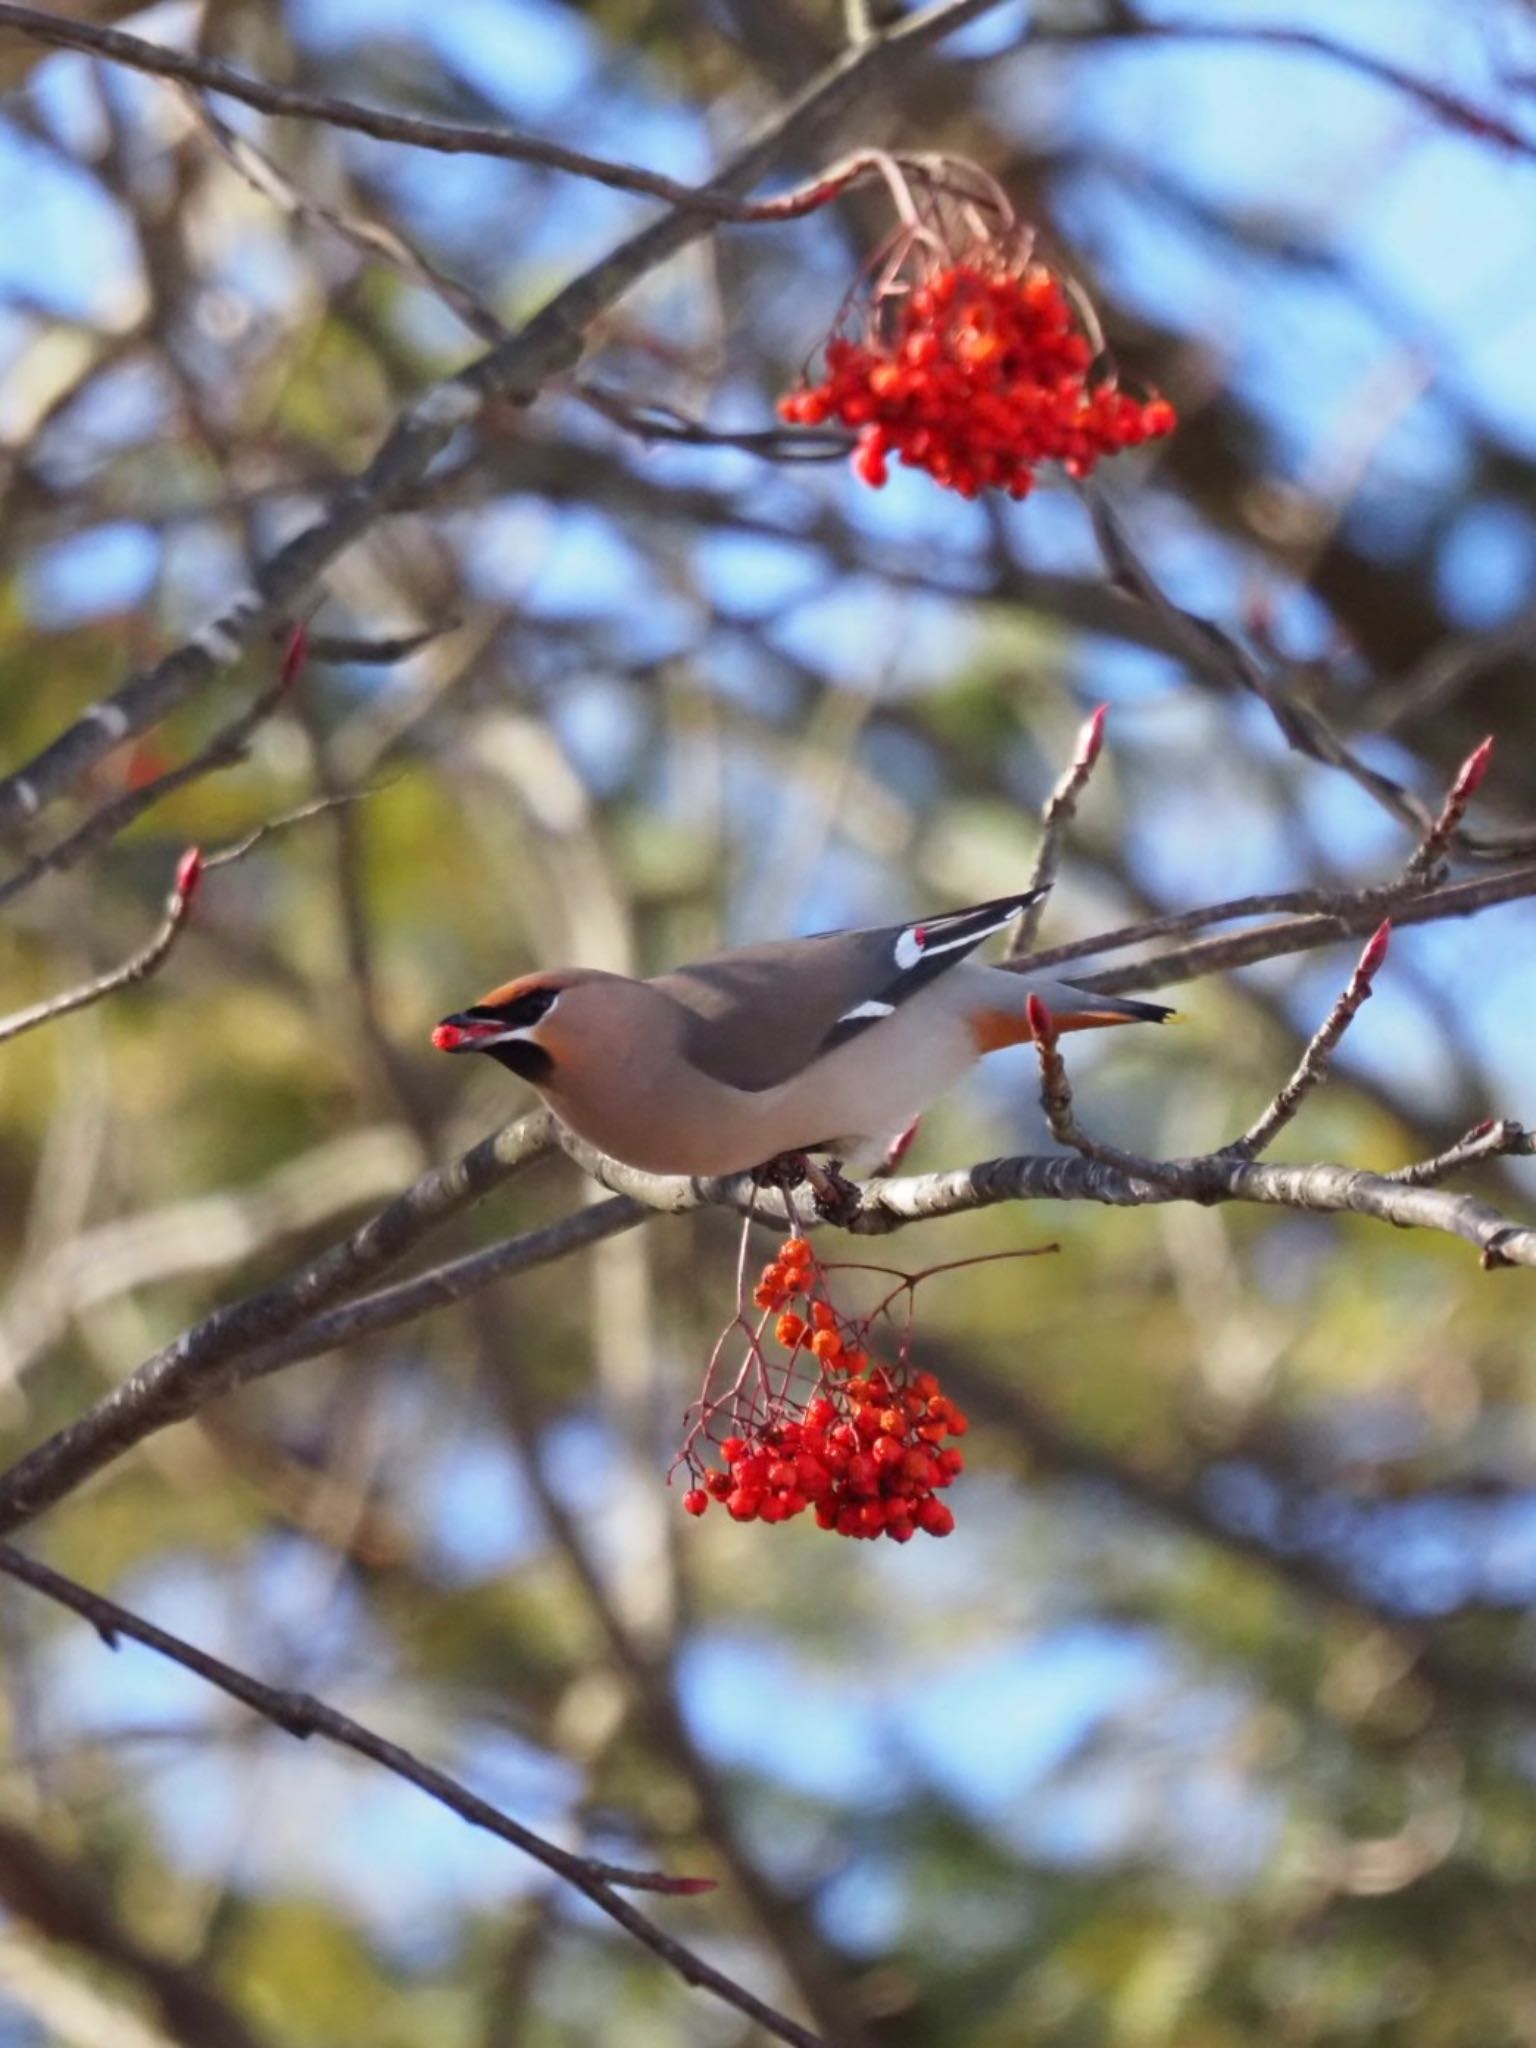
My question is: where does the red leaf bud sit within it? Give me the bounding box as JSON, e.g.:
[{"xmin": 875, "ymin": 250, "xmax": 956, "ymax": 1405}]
[
  {"xmin": 173, "ymin": 846, "xmax": 204, "ymax": 903},
  {"xmin": 1358, "ymin": 921, "xmax": 1392, "ymax": 980}
]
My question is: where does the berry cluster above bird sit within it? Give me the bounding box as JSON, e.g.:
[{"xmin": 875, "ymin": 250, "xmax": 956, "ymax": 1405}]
[{"xmin": 433, "ymin": 889, "xmax": 1170, "ymax": 1177}]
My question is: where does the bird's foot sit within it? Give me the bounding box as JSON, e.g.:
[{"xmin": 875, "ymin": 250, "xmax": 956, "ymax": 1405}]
[
  {"xmin": 802, "ymin": 1156, "xmax": 864, "ymax": 1228},
  {"xmin": 750, "ymin": 1152, "xmax": 864, "ymax": 1227},
  {"xmin": 752, "ymin": 1151, "xmax": 812, "ymax": 1193}
]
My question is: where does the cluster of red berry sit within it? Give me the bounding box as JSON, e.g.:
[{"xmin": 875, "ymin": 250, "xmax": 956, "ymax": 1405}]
[
  {"xmin": 680, "ymin": 1238, "xmax": 967, "ymax": 1541},
  {"xmin": 778, "ymin": 252, "xmax": 1175, "ymax": 499}
]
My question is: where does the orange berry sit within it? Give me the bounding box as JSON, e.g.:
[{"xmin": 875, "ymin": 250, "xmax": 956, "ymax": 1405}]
[{"xmin": 775, "ymin": 1312, "xmax": 806, "ymax": 1349}]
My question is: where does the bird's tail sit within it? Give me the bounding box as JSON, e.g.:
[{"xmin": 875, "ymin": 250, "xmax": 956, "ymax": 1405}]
[
  {"xmin": 1054, "ymin": 980, "xmax": 1175, "ymax": 1027},
  {"xmin": 963, "ymin": 969, "xmax": 1174, "ymax": 1050}
]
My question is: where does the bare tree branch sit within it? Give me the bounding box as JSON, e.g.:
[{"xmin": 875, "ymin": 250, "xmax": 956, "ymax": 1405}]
[
  {"xmin": 0, "ymin": 1544, "xmax": 834, "ymax": 2048},
  {"xmin": 1221, "ymin": 922, "xmax": 1392, "ymax": 1159},
  {"xmin": 1007, "ymin": 703, "xmax": 1106, "ymax": 958},
  {"xmin": 0, "ymin": 849, "xmax": 203, "ymax": 1050}
]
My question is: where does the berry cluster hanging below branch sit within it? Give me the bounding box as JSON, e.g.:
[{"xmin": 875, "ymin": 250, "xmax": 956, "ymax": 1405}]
[
  {"xmin": 676, "ymin": 1236, "xmax": 970, "ymax": 1542},
  {"xmin": 777, "ymin": 157, "xmax": 1176, "ymax": 499}
]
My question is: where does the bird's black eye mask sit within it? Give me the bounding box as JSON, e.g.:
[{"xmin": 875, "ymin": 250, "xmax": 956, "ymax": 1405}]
[{"xmin": 464, "ymin": 987, "xmax": 557, "ymax": 1032}]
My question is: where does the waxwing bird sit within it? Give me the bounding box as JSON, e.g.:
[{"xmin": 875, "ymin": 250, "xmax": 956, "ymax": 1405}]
[{"xmin": 433, "ymin": 890, "xmax": 1171, "ymax": 1178}]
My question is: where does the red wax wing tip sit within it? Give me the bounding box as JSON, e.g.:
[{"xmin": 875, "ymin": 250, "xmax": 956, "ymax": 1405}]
[
  {"xmin": 1359, "ymin": 921, "xmax": 1392, "ymax": 977},
  {"xmin": 656, "ymin": 1875, "xmax": 718, "ymax": 1896},
  {"xmin": 279, "ymin": 623, "xmax": 309, "ymax": 690},
  {"xmin": 431, "ymin": 1023, "xmax": 462, "ymax": 1051},
  {"xmin": 1025, "ymin": 991, "xmax": 1055, "ymax": 1039},
  {"xmin": 1468, "ymin": 1119, "xmax": 1497, "ymax": 1140},
  {"xmin": 173, "ymin": 846, "xmax": 204, "ymax": 900},
  {"xmin": 1080, "ymin": 703, "xmax": 1108, "ymax": 764},
  {"xmin": 1454, "ymin": 735, "xmax": 1495, "ymax": 798}
]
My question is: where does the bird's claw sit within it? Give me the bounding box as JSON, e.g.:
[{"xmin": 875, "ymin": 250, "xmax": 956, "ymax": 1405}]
[
  {"xmin": 752, "ymin": 1151, "xmax": 812, "ymax": 1193},
  {"xmin": 803, "ymin": 1156, "xmax": 863, "ymax": 1227},
  {"xmin": 750, "ymin": 1152, "xmax": 863, "ymax": 1227}
]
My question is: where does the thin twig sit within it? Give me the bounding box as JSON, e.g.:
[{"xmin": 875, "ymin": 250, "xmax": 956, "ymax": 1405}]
[
  {"xmin": 575, "ymin": 382, "xmax": 851, "ymax": 459},
  {"xmin": 202, "ymin": 783, "xmax": 396, "ymax": 876},
  {"xmin": 302, "ymin": 624, "xmax": 459, "ymax": 665},
  {"xmin": 1384, "ymin": 1118, "xmax": 1534, "ymax": 1189},
  {"xmin": 0, "ymin": 1545, "xmax": 840, "ymax": 2048},
  {"xmin": 1025, "ymin": 993, "xmax": 1180, "ymax": 1180},
  {"xmin": 1221, "ymin": 922, "xmax": 1392, "ymax": 1160},
  {"xmin": 0, "ymin": 780, "xmax": 389, "ymax": 1053},
  {"xmin": 1008, "ymin": 703, "xmax": 1107, "ymax": 958},
  {"xmin": 182, "ymin": 88, "xmax": 507, "ymax": 345},
  {"xmin": 0, "ymin": 849, "xmax": 203, "ymax": 1050},
  {"xmin": 1402, "ymin": 737, "xmax": 1496, "ymax": 886}
]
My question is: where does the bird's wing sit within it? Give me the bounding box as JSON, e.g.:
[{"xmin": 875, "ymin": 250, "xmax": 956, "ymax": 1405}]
[{"xmin": 652, "ymin": 890, "xmax": 1044, "ymax": 1092}]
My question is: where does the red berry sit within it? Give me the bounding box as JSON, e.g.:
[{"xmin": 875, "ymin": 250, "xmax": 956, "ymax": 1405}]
[{"xmin": 917, "ymin": 1498, "xmax": 955, "ymax": 1537}]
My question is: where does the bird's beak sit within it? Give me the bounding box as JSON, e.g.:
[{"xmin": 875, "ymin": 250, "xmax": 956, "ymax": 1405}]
[{"xmin": 432, "ymin": 1013, "xmax": 507, "ymax": 1053}]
